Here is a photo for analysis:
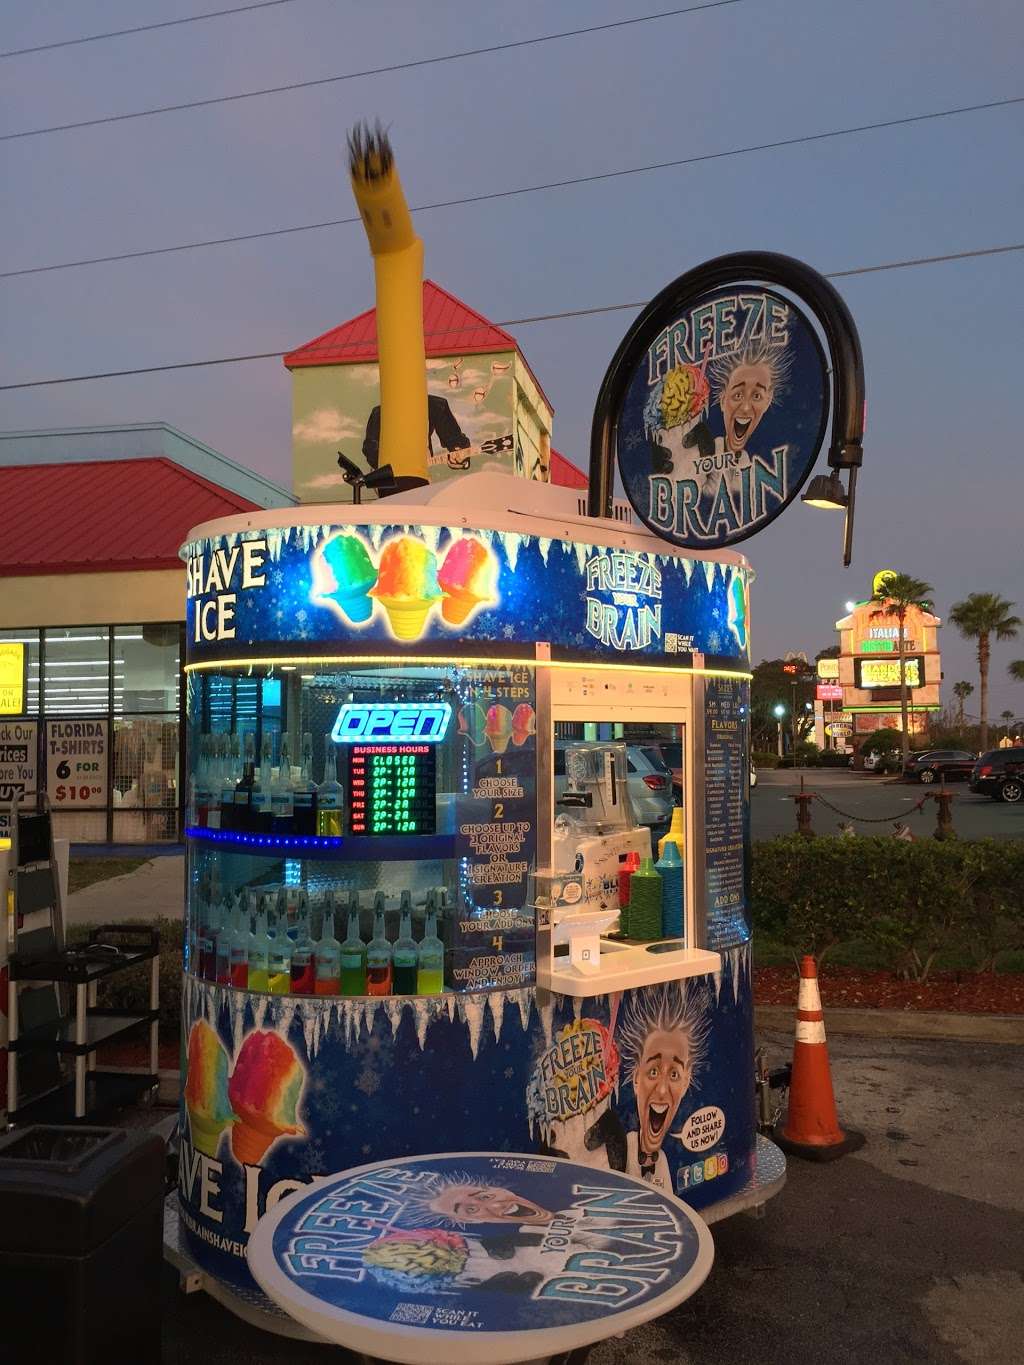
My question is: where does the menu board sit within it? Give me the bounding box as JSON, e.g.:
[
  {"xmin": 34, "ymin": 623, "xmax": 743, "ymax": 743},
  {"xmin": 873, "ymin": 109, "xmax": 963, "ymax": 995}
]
[
  {"xmin": 346, "ymin": 743, "xmax": 437, "ymax": 837},
  {"xmin": 703, "ymin": 678, "xmax": 750, "ymax": 951},
  {"xmin": 453, "ymin": 665, "xmax": 537, "ymax": 990}
]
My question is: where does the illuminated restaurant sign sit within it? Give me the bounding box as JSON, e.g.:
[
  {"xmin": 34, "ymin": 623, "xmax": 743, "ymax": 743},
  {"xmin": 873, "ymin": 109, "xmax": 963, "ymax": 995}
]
[{"xmin": 855, "ymin": 656, "xmax": 923, "ymax": 690}]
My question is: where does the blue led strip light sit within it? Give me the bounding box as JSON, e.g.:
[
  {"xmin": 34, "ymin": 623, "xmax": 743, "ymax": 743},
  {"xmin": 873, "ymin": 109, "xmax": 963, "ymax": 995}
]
[
  {"xmin": 185, "ymin": 826, "xmax": 344, "ymax": 852},
  {"xmin": 184, "ymin": 826, "xmax": 458, "ymax": 861}
]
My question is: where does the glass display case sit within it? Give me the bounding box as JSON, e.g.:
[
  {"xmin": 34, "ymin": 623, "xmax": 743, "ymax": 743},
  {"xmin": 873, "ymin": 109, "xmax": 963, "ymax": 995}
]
[{"xmin": 184, "ymin": 659, "xmax": 537, "ymax": 998}]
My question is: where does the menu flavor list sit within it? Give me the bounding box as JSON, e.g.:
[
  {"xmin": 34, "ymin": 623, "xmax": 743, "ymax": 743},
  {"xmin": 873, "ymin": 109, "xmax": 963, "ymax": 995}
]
[
  {"xmin": 453, "ymin": 666, "xmax": 536, "ymax": 990},
  {"xmin": 703, "ymin": 677, "xmax": 751, "ymax": 950}
]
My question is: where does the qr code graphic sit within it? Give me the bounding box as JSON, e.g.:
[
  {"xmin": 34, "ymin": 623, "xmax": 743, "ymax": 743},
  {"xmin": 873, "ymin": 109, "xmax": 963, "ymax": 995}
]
[
  {"xmin": 664, "ymin": 633, "xmax": 681, "ymax": 654},
  {"xmin": 526, "ymin": 1160, "xmax": 555, "ymax": 1173},
  {"xmin": 389, "ymin": 1303, "xmax": 433, "ymax": 1326}
]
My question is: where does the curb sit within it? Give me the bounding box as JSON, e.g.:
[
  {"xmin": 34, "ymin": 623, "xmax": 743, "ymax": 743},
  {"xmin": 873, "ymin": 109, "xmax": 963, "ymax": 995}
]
[{"xmin": 756, "ymin": 1005, "xmax": 1024, "ymax": 1045}]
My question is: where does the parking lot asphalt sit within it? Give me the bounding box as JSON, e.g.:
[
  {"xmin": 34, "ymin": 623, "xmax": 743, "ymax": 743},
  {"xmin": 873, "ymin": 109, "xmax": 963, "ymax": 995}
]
[
  {"xmin": 158, "ymin": 1031, "xmax": 1024, "ymax": 1365},
  {"xmin": 752, "ymin": 768, "xmax": 1024, "ymax": 842}
]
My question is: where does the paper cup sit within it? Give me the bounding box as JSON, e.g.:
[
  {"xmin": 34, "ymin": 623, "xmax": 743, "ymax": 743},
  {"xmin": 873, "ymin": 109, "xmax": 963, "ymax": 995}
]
[
  {"xmin": 230, "ymin": 1118, "xmax": 301, "ymax": 1166},
  {"xmin": 379, "ymin": 598, "xmax": 434, "ymax": 641},
  {"xmin": 188, "ymin": 1109, "xmax": 231, "ymax": 1158},
  {"xmin": 487, "ymin": 730, "xmax": 512, "ymax": 754},
  {"xmin": 440, "ymin": 588, "xmax": 482, "ymax": 625},
  {"xmin": 337, "ymin": 590, "xmax": 374, "ymax": 623}
]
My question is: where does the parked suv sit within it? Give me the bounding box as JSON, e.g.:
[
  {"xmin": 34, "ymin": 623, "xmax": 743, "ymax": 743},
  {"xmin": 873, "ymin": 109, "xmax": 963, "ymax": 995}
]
[
  {"xmin": 903, "ymin": 749, "xmax": 976, "ymax": 784},
  {"xmin": 969, "ymin": 747, "xmax": 1024, "ymax": 801},
  {"xmin": 554, "ymin": 742, "xmax": 674, "ymax": 834}
]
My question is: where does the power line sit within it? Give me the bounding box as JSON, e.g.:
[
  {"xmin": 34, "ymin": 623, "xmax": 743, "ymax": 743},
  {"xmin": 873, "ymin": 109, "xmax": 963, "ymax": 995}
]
[
  {"xmin": 0, "ymin": 2, "xmax": 743, "ymax": 142},
  {"xmin": 4, "ymin": 93, "xmax": 1021, "ymax": 281},
  {"xmin": 0, "ymin": 1, "xmax": 303, "ymax": 61},
  {"xmin": 1, "ymin": 241, "xmax": 1019, "ymax": 392}
]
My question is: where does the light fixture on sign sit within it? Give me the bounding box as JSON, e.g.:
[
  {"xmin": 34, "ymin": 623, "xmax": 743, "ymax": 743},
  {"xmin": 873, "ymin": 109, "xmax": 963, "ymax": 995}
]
[
  {"xmin": 801, "ymin": 471, "xmax": 848, "ymax": 510},
  {"xmin": 330, "ymin": 701, "xmax": 453, "ymax": 745}
]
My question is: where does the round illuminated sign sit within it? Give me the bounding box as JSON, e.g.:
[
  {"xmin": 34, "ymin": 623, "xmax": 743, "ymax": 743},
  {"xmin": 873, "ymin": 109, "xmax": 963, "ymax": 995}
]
[{"xmin": 612, "ymin": 286, "xmax": 828, "ymax": 550}]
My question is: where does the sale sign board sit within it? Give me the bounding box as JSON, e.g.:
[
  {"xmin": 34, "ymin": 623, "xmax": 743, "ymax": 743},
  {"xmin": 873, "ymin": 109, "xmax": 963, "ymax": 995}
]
[
  {"xmin": 46, "ymin": 720, "xmax": 108, "ymax": 808},
  {"xmin": 0, "ymin": 643, "xmax": 25, "ymax": 715},
  {"xmin": 0, "ymin": 720, "xmax": 37, "ymax": 839}
]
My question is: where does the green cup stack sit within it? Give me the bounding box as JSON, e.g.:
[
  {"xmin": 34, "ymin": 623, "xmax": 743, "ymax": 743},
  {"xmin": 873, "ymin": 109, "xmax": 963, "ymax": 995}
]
[{"xmin": 627, "ymin": 856, "xmax": 663, "ymax": 942}]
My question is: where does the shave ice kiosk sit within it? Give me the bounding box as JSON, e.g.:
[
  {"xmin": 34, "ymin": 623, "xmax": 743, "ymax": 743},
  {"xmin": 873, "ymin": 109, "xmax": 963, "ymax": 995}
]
[{"xmin": 174, "ymin": 128, "xmax": 865, "ymax": 1329}]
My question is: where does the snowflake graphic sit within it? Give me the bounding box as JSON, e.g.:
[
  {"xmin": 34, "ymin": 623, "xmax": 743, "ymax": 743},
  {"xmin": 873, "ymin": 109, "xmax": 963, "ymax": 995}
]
[
  {"xmin": 355, "ymin": 1065, "xmax": 380, "ymax": 1097},
  {"xmin": 503, "ymin": 624, "xmax": 515, "ymax": 638},
  {"xmin": 623, "ymin": 428, "xmax": 643, "ymax": 451},
  {"xmin": 504, "ymin": 1066, "xmax": 515, "ymax": 1080}
]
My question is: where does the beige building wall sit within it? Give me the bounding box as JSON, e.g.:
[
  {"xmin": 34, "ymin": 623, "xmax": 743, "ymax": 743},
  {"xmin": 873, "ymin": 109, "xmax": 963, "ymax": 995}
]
[{"xmin": 0, "ymin": 569, "xmax": 182, "ymax": 629}]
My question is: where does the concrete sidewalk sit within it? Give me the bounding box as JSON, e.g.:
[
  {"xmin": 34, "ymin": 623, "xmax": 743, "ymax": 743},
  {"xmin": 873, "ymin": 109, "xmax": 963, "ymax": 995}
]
[{"xmin": 66, "ymin": 854, "xmax": 184, "ymax": 926}]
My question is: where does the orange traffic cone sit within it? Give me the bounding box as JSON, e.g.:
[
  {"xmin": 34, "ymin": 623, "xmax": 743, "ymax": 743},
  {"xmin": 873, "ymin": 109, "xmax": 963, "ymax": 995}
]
[{"xmin": 774, "ymin": 956, "xmax": 865, "ymax": 1162}]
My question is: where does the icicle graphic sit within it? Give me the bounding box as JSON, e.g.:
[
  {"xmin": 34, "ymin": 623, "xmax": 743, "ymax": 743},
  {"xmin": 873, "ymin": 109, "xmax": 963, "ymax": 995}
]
[
  {"xmin": 703, "ymin": 561, "xmax": 717, "ymax": 591},
  {"xmin": 571, "ymin": 996, "xmax": 583, "ymax": 1023},
  {"xmin": 302, "ymin": 1008, "xmax": 317, "ymax": 1059},
  {"xmin": 573, "ymin": 540, "xmax": 589, "ymax": 576},
  {"xmin": 419, "ymin": 524, "xmax": 441, "ymax": 555},
  {"xmin": 487, "ymin": 993, "xmax": 502, "ymax": 1045},
  {"xmin": 514, "ymin": 990, "xmax": 533, "ymax": 1034},
  {"xmin": 460, "ymin": 995, "xmax": 487, "ymax": 1060},
  {"xmin": 539, "ymin": 997, "xmax": 554, "ymax": 1048},
  {"xmin": 445, "ymin": 995, "xmax": 457, "ymax": 1024},
  {"xmin": 385, "ymin": 999, "xmax": 405, "ymax": 1040},
  {"xmin": 368, "ymin": 523, "xmax": 386, "ymax": 553},
  {"xmin": 501, "ymin": 532, "xmax": 522, "ymax": 572},
  {"xmin": 412, "ymin": 999, "xmax": 431, "ymax": 1051},
  {"xmin": 537, "ymin": 537, "xmax": 553, "ymax": 566},
  {"xmin": 265, "ymin": 528, "xmax": 283, "ymax": 563}
]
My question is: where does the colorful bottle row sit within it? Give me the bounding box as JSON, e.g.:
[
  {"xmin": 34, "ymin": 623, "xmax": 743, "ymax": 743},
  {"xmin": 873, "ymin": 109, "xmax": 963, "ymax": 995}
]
[
  {"xmin": 192, "ymin": 888, "xmax": 446, "ymax": 997},
  {"xmin": 189, "ymin": 730, "xmax": 344, "ymax": 837}
]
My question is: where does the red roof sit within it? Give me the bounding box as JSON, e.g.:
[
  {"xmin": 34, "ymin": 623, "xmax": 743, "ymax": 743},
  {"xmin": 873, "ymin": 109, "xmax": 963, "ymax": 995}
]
[
  {"xmin": 0, "ymin": 458, "xmax": 259, "ymax": 577},
  {"xmin": 549, "ymin": 448, "xmax": 588, "ymax": 489},
  {"xmin": 284, "ymin": 279, "xmax": 552, "ymax": 414}
]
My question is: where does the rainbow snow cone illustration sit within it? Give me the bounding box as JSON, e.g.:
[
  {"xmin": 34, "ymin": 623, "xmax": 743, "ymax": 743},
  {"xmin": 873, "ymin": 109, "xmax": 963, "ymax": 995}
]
[
  {"xmin": 184, "ymin": 1020, "xmax": 235, "ymax": 1157},
  {"xmin": 458, "ymin": 701, "xmax": 489, "ymax": 749},
  {"xmin": 311, "ymin": 532, "xmax": 378, "ymax": 623},
  {"xmin": 227, "ymin": 1030, "xmax": 306, "ymax": 1165},
  {"xmin": 484, "ymin": 703, "xmax": 513, "ymax": 754},
  {"xmin": 370, "ymin": 536, "xmax": 442, "ymax": 640},
  {"xmin": 363, "ymin": 1229, "xmax": 468, "ymax": 1292},
  {"xmin": 511, "ymin": 702, "xmax": 536, "ymax": 747},
  {"xmin": 438, "ymin": 537, "xmax": 497, "ymax": 625}
]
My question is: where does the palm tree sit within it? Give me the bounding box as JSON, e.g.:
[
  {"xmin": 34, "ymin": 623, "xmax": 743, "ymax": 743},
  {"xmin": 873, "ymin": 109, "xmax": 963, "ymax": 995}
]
[
  {"xmin": 948, "ymin": 593, "xmax": 1022, "ymax": 752},
  {"xmin": 1010, "ymin": 660, "xmax": 1024, "ymax": 682},
  {"xmin": 868, "ymin": 572, "xmax": 934, "ymax": 768},
  {"xmin": 952, "ymin": 680, "xmax": 974, "ymax": 729},
  {"xmin": 1001, "ymin": 709, "xmax": 1015, "ymax": 738}
]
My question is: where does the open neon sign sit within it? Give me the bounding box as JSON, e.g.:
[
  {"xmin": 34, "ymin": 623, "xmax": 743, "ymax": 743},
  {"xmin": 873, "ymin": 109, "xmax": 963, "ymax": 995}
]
[{"xmin": 330, "ymin": 702, "xmax": 452, "ymax": 744}]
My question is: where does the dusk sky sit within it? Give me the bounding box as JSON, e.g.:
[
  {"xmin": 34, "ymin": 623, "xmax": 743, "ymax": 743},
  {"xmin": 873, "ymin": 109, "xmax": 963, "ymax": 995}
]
[{"xmin": 2, "ymin": 0, "xmax": 1022, "ymax": 715}]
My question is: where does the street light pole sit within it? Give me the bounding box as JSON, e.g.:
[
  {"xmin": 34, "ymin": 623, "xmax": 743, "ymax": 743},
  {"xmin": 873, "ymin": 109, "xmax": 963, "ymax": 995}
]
[
  {"xmin": 791, "ymin": 680, "xmax": 798, "ymax": 761},
  {"xmin": 773, "ymin": 703, "xmax": 786, "ymax": 759}
]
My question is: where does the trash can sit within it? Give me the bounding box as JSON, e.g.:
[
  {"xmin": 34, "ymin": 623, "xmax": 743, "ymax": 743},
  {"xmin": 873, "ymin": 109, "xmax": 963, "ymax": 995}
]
[{"xmin": 0, "ymin": 1125, "xmax": 164, "ymax": 1364}]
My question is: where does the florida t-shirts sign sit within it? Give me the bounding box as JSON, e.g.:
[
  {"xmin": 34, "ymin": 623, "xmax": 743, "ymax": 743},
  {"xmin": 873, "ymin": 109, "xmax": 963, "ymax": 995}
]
[{"xmin": 616, "ymin": 287, "xmax": 828, "ymax": 550}]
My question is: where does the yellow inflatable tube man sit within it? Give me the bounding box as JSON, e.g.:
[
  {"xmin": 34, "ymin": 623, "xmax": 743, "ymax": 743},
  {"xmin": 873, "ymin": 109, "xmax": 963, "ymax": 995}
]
[{"xmin": 347, "ymin": 122, "xmax": 429, "ymax": 490}]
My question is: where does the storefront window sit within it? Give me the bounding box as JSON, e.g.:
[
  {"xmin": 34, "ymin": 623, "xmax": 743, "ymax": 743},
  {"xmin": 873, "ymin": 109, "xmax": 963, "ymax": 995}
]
[
  {"xmin": 116, "ymin": 624, "xmax": 180, "ymax": 714},
  {"xmin": 0, "ymin": 629, "xmax": 39, "ymax": 715},
  {"xmin": 42, "ymin": 627, "xmax": 111, "ymax": 715},
  {"xmin": 1, "ymin": 623, "xmax": 185, "ymax": 844},
  {"xmin": 113, "ymin": 714, "xmax": 180, "ymax": 842}
]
